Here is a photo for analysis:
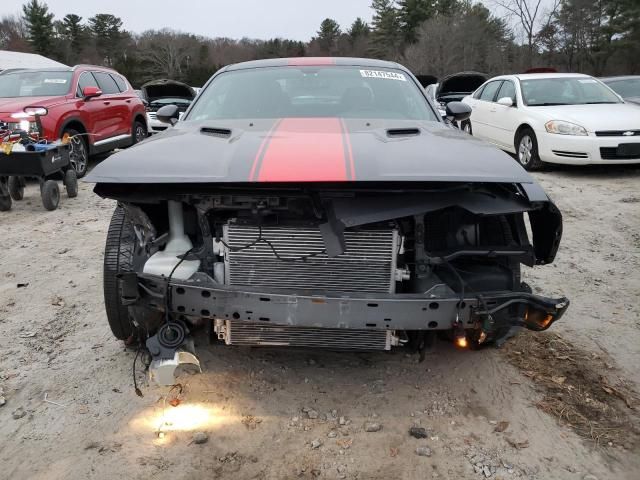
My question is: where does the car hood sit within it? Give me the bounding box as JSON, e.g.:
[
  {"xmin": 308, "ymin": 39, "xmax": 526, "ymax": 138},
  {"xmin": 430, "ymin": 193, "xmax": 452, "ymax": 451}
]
[
  {"xmin": 86, "ymin": 118, "xmax": 535, "ymax": 184},
  {"xmin": 0, "ymin": 96, "xmax": 65, "ymax": 115},
  {"xmin": 141, "ymin": 79, "xmax": 195, "ymax": 102},
  {"xmin": 528, "ymin": 103, "xmax": 640, "ymax": 132},
  {"xmin": 437, "ymin": 72, "xmax": 487, "ymax": 99},
  {"xmin": 415, "ymin": 75, "xmax": 438, "ymax": 89}
]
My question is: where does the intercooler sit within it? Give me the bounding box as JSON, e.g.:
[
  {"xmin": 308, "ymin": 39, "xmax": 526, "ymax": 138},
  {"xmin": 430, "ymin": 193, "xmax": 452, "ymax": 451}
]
[
  {"xmin": 223, "ymin": 224, "xmax": 398, "ymax": 293},
  {"xmin": 215, "ymin": 319, "xmax": 396, "ymax": 350}
]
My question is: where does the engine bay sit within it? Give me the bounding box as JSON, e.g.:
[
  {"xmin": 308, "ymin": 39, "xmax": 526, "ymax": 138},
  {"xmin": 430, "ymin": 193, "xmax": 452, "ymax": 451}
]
[{"xmin": 97, "ymin": 182, "xmax": 569, "ymax": 384}]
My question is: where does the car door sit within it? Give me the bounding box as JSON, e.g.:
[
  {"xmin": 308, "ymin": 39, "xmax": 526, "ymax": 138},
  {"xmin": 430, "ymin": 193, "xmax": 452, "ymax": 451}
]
[
  {"xmin": 468, "ymin": 80, "xmax": 503, "ymax": 141},
  {"xmin": 110, "ymin": 73, "xmax": 138, "ymax": 136},
  {"xmin": 92, "ymin": 71, "xmax": 129, "ymax": 139},
  {"xmin": 75, "ymin": 71, "xmax": 109, "ymax": 143},
  {"xmin": 488, "ymin": 80, "xmax": 521, "ymax": 151}
]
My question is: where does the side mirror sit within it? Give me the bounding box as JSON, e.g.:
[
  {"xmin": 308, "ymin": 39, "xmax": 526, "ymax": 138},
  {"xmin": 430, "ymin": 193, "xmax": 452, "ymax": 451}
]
[
  {"xmin": 156, "ymin": 104, "xmax": 180, "ymax": 125},
  {"xmin": 497, "ymin": 96, "xmax": 514, "ymax": 107},
  {"xmin": 82, "ymin": 86, "xmax": 102, "ymax": 100},
  {"xmin": 445, "ymin": 101, "xmax": 472, "ymax": 122}
]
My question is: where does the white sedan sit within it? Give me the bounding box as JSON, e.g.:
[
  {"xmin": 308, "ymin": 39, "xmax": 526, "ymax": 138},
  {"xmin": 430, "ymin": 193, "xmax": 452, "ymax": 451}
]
[{"xmin": 461, "ymin": 73, "xmax": 640, "ymax": 170}]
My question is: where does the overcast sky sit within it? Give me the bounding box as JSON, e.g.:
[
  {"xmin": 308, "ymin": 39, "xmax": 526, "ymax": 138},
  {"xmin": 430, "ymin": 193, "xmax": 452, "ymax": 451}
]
[{"xmin": 3, "ymin": 0, "xmax": 374, "ymax": 41}]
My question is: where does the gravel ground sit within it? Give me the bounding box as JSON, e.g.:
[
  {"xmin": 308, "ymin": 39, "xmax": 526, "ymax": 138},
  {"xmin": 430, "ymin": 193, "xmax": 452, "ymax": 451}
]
[{"xmin": 0, "ymin": 162, "xmax": 639, "ymax": 480}]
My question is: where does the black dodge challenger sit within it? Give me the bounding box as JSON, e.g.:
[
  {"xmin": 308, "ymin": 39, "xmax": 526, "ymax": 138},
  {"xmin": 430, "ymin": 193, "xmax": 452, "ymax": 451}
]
[{"xmin": 87, "ymin": 58, "xmax": 568, "ymax": 384}]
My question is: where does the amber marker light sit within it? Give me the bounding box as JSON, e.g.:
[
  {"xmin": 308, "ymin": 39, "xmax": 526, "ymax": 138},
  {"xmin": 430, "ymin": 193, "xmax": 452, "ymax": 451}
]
[{"xmin": 455, "ymin": 336, "xmax": 468, "ymax": 349}]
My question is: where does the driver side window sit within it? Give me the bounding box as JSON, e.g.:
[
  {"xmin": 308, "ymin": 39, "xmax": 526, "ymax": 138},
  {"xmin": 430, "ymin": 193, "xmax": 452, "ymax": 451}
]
[
  {"xmin": 497, "ymin": 81, "xmax": 516, "ymax": 105},
  {"xmin": 76, "ymin": 72, "xmax": 99, "ymax": 97}
]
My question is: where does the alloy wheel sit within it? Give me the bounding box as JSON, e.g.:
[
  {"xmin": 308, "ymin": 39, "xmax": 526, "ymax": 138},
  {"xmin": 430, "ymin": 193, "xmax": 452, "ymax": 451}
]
[
  {"xmin": 518, "ymin": 135, "xmax": 533, "ymax": 166},
  {"xmin": 69, "ymin": 136, "xmax": 88, "ymax": 175},
  {"xmin": 135, "ymin": 124, "xmax": 147, "ymax": 143}
]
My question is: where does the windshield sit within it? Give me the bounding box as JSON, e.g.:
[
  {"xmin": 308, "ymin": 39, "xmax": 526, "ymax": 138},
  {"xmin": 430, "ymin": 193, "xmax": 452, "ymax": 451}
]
[
  {"xmin": 520, "ymin": 77, "xmax": 622, "ymax": 106},
  {"xmin": 0, "ymin": 71, "xmax": 73, "ymax": 98},
  {"xmin": 604, "ymin": 78, "xmax": 640, "ymax": 98},
  {"xmin": 185, "ymin": 66, "xmax": 438, "ymax": 121}
]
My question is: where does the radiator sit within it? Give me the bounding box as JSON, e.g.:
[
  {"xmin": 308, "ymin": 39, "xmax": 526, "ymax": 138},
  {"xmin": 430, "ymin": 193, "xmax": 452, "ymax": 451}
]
[
  {"xmin": 223, "ymin": 224, "xmax": 398, "ymax": 293},
  {"xmin": 216, "ymin": 320, "xmax": 395, "ymax": 350}
]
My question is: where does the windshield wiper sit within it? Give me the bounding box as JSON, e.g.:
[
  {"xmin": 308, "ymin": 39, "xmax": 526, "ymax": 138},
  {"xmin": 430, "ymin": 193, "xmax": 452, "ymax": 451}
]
[{"xmin": 583, "ymin": 101, "xmax": 618, "ymax": 104}]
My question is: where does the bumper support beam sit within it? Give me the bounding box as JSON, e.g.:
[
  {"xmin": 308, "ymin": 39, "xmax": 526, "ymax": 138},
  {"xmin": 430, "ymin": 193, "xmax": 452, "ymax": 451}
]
[{"xmin": 133, "ymin": 274, "xmax": 568, "ymax": 332}]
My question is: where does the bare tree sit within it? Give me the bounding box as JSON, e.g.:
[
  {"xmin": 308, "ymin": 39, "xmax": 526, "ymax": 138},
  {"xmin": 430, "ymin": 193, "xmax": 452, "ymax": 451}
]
[
  {"xmin": 0, "ymin": 14, "xmax": 30, "ymax": 51},
  {"xmin": 137, "ymin": 29, "xmax": 200, "ymax": 80},
  {"xmin": 403, "ymin": 3, "xmax": 514, "ymax": 77},
  {"xmin": 492, "ymin": 0, "xmax": 560, "ymax": 68}
]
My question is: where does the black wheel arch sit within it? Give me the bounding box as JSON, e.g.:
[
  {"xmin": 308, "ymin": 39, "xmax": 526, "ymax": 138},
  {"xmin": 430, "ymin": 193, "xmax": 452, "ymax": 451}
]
[
  {"xmin": 58, "ymin": 118, "xmax": 92, "ymax": 153},
  {"xmin": 514, "ymin": 123, "xmax": 535, "ymax": 149},
  {"xmin": 132, "ymin": 114, "xmax": 148, "ymax": 132}
]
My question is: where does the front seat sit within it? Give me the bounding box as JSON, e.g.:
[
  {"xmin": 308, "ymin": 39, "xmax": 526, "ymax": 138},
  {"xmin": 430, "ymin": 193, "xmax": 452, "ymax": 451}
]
[
  {"xmin": 340, "ymin": 86, "xmax": 374, "ymax": 113},
  {"xmin": 221, "ymin": 79, "xmax": 290, "ymax": 118}
]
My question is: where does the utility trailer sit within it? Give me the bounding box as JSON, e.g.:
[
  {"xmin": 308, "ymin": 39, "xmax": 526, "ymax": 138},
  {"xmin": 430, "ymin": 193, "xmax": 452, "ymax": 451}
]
[{"xmin": 0, "ymin": 144, "xmax": 78, "ymax": 211}]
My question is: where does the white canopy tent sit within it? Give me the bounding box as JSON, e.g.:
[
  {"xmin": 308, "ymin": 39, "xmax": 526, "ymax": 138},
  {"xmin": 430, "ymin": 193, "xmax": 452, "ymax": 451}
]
[{"xmin": 0, "ymin": 50, "xmax": 67, "ymax": 72}]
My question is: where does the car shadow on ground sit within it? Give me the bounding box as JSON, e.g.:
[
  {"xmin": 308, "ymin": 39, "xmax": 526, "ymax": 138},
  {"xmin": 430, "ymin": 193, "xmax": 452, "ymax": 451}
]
[
  {"xmin": 543, "ymin": 163, "xmax": 640, "ymax": 178},
  {"xmin": 506, "ymin": 153, "xmax": 640, "ymax": 179}
]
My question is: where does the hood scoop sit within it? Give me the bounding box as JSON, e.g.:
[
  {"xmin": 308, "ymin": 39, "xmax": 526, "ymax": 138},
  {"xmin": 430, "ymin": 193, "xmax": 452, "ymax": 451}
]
[
  {"xmin": 200, "ymin": 127, "xmax": 232, "ymax": 138},
  {"xmin": 386, "ymin": 128, "xmax": 421, "ymax": 138}
]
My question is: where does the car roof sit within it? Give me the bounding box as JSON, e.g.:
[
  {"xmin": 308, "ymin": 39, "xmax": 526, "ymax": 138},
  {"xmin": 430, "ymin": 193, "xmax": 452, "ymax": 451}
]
[
  {"xmin": 224, "ymin": 57, "xmax": 404, "ymax": 72},
  {"xmin": 515, "ymin": 73, "xmax": 591, "ymax": 80},
  {"xmin": 600, "ymin": 75, "xmax": 640, "ymax": 81},
  {"xmin": 486, "ymin": 73, "xmax": 593, "ymax": 82},
  {"xmin": 0, "ymin": 66, "xmax": 72, "ymax": 75},
  {"xmin": 73, "ymin": 64, "xmax": 119, "ymax": 73},
  {"xmin": 0, "ymin": 64, "xmax": 118, "ymax": 75}
]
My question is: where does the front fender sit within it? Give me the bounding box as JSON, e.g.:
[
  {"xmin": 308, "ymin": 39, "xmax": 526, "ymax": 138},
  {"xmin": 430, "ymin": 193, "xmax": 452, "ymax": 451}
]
[
  {"xmin": 519, "ymin": 182, "xmax": 563, "ymax": 265},
  {"xmin": 529, "ymin": 199, "xmax": 563, "ymax": 264}
]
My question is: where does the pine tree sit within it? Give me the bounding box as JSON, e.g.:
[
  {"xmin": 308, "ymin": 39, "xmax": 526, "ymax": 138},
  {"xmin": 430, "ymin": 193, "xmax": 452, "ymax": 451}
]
[
  {"xmin": 348, "ymin": 17, "xmax": 371, "ymax": 41},
  {"xmin": 88, "ymin": 14, "xmax": 124, "ymax": 65},
  {"xmin": 370, "ymin": 0, "xmax": 402, "ymax": 59},
  {"xmin": 397, "ymin": 0, "xmax": 435, "ymax": 44},
  {"xmin": 316, "ymin": 18, "xmax": 341, "ymax": 55},
  {"xmin": 435, "ymin": 0, "xmax": 461, "ymax": 17},
  {"xmin": 22, "ymin": 0, "xmax": 55, "ymax": 56},
  {"xmin": 60, "ymin": 14, "xmax": 85, "ymax": 53}
]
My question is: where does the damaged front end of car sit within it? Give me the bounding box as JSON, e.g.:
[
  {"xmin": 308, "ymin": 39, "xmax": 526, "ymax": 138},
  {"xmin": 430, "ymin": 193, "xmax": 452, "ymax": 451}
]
[{"xmin": 96, "ymin": 181, "xmax": 568, "ymax": 385}]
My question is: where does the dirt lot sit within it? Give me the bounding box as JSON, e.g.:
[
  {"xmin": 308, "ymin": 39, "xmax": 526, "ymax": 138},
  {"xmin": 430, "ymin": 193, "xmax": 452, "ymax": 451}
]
[{"xmin": 1, "ymin": 163, "xmax": 639, "ymax": 480}]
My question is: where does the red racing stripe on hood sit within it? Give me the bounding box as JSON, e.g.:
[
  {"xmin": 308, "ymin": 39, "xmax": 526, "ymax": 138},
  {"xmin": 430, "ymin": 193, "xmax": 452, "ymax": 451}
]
[
  {"xmin": 256, "ymin": 118, "xmax": 349, "ymax": 182},
  {"xmin": 339, "ymin": 118, "xmax": 355, "ymax": 180},
  {"xmin": 249, "ymin": 118, "xmax": 282, "ymax": 181}
]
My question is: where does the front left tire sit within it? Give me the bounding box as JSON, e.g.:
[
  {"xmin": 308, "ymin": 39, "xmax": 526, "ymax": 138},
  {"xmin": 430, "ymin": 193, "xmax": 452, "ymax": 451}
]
[
  {"xmin": 64, "ymin": 128, "xmax": 89, "ymax": 178},
  {"xmin": 515, "ymin": 128, "xmax": 544, "ymax": 171},
  {"xmin": 104, "ymin": 206, "xmax": 137, "ymax": 340}
]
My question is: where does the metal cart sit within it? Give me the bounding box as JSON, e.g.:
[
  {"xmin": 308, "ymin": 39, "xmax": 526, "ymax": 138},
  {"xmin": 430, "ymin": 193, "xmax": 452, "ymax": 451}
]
[{"xmin": 0, "ymin": 144, "xmax": 78, "ymax": 212}]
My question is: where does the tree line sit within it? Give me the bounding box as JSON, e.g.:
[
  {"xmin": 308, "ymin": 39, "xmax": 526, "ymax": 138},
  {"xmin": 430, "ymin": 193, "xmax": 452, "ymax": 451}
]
[{"xmin": 1, "ymin": 0, "xmax": 638, "ymax": 88}]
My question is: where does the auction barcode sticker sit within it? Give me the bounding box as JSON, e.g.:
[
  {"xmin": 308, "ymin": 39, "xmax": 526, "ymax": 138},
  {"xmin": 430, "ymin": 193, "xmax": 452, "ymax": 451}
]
[{"xmin": 360, "ymin": 70, "xmax": 407, "ymax": 81}]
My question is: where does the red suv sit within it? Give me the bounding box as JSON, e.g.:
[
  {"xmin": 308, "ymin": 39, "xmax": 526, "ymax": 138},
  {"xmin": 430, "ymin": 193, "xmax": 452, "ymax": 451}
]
[{"xmin": 0, "ymin": 65, "xmax": 147, "ymax": 177}]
